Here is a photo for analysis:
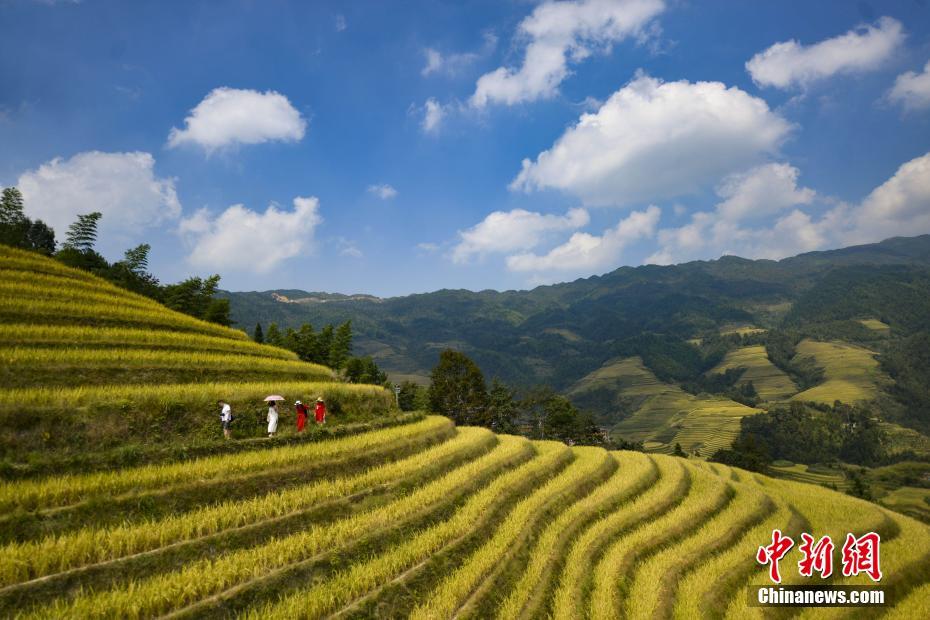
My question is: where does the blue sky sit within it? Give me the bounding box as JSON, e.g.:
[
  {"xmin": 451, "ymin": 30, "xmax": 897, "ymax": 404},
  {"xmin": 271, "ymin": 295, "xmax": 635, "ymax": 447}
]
[{"xmin": 2, "ymin": 0, "xmax": 929, "ymax": 296}]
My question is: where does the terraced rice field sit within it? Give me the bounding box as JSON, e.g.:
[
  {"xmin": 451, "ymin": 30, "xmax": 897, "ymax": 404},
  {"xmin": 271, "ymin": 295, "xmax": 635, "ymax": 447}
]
[
  {"xmin": 719, "ymin": 325, "xmax": 768, "ymax": 337},
  {"xmin": 572, "ymin": 357, "xmax": 761, "ymax": 456},
  {"xmin": 0, "ymin": 246, "xmax": 391, "ymax": 460},
  {"xmin": 859, "ymin": 318, "xmax": 891, "ymax": 333},
  {"xmin": 0, "ymin": 245, "xmax": 305, "ymax": 382},
  {"xmin": 709, "ymin": 345, "xmax": 798, "ymax": 401},
  {"xmin": 2, "ymin": 414, "xmax": 928, "ymax": 618},
  {"xmin": 879, "ymin": 487, "xmax": 930, "ymax": 524},
  {"xmin": 790, "ymin": 339, "xmax": 886, "ymax": 405},
  {"xmin": 881, "ymin": 422, "xmax": 930, "ymax": 457},
  {"xmin": 768, "ymin": 462, "xmax": 848, "ymax": 490}
]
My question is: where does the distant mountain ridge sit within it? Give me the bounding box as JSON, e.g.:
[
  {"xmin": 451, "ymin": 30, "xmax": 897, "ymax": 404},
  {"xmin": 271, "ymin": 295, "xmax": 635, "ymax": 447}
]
[{"xmin": 223, "ymin": 235, "xmax": 930, "ymax": 384}]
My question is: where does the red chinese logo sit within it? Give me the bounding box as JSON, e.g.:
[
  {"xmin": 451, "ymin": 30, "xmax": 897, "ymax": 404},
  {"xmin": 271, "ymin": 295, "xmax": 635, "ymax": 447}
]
[
  {"xmin": 841, "ymin": 532, "xmax": 882, "ymax": 582},
  {"xmin": 756, "ymin": 529, "xmax": 794, "ymax": 584},
  {"xmin": 798, "ymin": 533, "xmax": 834, "ymax": 578},
  {"xmin": 757, "ymin": 530, "xmax": 882, "ymax": 583}
]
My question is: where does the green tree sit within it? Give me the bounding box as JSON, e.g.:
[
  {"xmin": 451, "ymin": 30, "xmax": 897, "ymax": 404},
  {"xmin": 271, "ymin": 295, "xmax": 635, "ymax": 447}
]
[
  {"xmin": 266, "ymin": 323, "xmax": 283, "ymax": 347},
  {"xmin": 329, "ymin": 321, "xmax": 353, "ymax": 370},
  {"xmin": 63, "ymin": 211, "xmax": 102, "ymax": 252},
  {"xmin": 518, "ymin": 386, "xmax": 559, "ymax": 440},
  {"xmin": 284, "ymin": 327, "xmax": 300, "ymax": 353},
  {"xmin": 672, "ymin": 443, "xmax": 687, "ymax": 458},
  {"xmin": 162, "ymin": 275, "xmax": 228, "ymax": 325},
  {"xmin": 0, "ymin": 187, "xmax": 25, "ymax": 225},
  {"xmin": 203, "ymin": 298, "xmax": 231, "ymax": 326},
  {"xmin": 486, "ymin": 379, "xmax": 518, "ymax": 433},
  {"xmin": 0, "ymin": 187, "xmax": 57, "ymax": 254},
  {"xmin": 316, "ymin": 324, "xmax": 334, "ymax": 365},
  {"xmin": 397, "ymin": 381, "xmax": 424, "ymax": 411},
  {"xmin": 428, "ymin": 349, "xmax": 488, "ymax": 426},
  {"xmin": 296, "ymin": 323, "xmax": 316, "ymax": 361},
  {"xmin": 344, "ymin": 356, "xmax": 387, "ymax": 385},
  {"xmin": 121, "ymin": 244, "xmax": 151, "ymax": 275},
  {"xmin": 25, "ymin": 219, "xmax": 56, "ymax": 254},
  {"xmin": 253, "ymin": 323, "xmax": 264, "ymax": 343},
  {"xmin": 108, "ymin": 244, "xmax": 161, "ymax": 297}
]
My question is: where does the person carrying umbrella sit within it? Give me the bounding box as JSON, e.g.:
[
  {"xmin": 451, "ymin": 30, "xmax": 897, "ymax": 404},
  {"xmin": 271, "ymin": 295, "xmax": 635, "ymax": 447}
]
[
  {"xmin": 294, "ymin": 400, "xmax": 309, "ymax": 433},
  {"xmin": 264, "ymin": 395, "xmax": 283, "ymax": 437},
  {"xmin": 314, "ymin": 397, "xmax": 326, "ymax": 425}
]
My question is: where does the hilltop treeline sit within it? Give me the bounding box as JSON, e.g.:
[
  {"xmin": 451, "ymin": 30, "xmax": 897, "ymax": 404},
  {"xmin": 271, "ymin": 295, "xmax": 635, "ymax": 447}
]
[
  {"xmin": 0, "ymin": 188, "xmax": 230, "ymax": 326},
  {"xmin": 397, "ymin": 349, "xmax": 618, "ymax": 449},
  {"xmin": 253, "ymin": 319, "xmax": 389, "ymax": 385}
]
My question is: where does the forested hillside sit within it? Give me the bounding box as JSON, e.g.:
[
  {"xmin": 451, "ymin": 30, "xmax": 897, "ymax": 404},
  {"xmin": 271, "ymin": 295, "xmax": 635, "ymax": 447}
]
[{"xmin": 225, "ymin": 236, "xmax": 930, "ymax": 425}]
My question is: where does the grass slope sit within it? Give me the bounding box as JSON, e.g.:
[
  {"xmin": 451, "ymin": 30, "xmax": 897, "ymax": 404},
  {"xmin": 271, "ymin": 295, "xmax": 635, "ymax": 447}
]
[
  {"xmin": 2, "ymin": 417, "xmax": 928, "ymax": 618},
  {"xmin": 709, "ymin": 344, "xmax": 798, "ymax": 401},
  {"xmin": 570, "ymin": 357, "xmax": 761, "ymax": 456},
  {"xmin": 790, "ymin": 339, "xmax": 886, "ymax": 404}
]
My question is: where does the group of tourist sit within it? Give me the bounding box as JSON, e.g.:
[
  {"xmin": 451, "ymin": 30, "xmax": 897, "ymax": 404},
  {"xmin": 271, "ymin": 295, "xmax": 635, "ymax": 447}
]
[{"xmin": 217, "ymin": 397, "xmax": 326, "ymax": 439}]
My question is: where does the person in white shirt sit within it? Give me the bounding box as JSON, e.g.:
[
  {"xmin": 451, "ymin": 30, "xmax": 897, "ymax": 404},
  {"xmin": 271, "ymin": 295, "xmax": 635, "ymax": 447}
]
[
  {"xmin": 218, "ymin": 400, "xmax": 232, "ymax": 439},
  {"xmin": 267, "ymin": 401, "xmax": 279, "ymax": 438}
]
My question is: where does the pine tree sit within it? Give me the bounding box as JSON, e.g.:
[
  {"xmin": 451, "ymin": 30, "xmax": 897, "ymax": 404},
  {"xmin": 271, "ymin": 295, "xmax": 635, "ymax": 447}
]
[
  {"xmin": 253, "ymin": 323, "xmax": 264, "ymax": 343},
  {"xmin": 63, "ymin": 212, "xmax": 102, "ymax": 252},
  {"xmin": 0, "ymin": 187, "xmax": 26, "ymax": 226},
  {"xmin": 329, "ymin": 321, "xmax": 353, "ymax": 370}
]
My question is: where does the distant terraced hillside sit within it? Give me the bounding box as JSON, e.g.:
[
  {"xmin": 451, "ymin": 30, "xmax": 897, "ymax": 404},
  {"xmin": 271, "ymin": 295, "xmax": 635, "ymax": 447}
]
[
  {"xmin": 790, "ymin": 339, "xmax": 887, "ymax": 405},
  {"xmin": 0, "ymin": 245, "xmax": 392, "ymax": 463},
  {"xmin": 1, "ymin": 415, "xmax": 928, "ymax": 617},
  {"xmin": 568, "ymin": 357, "xmax": 761, "ymax": 456},
  {"xmin": 709, "ymin": 344, "xmax": 798, "ymax": 402}
]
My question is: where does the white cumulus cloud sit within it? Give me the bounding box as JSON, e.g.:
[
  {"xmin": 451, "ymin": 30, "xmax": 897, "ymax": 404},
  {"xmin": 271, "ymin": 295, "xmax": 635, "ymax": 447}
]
[
  {"xmin": 167, "ymin": 87, "xmax": 307, "ymax": 152},
  {"xmin": 367, "ymin": 184, "xmax": 398, "ymax": 200},
  {"xmin": 511, "ymin": 74, "xmax": 792, "ymax": 206},
  {"xmin": 647, "ymin": 153, "xmax": 930, "ymax": 266},
  {"xmin": 17, "ymin": 151, "xmax": 180, "ymax": 251},
  {"xmin": 746, "ymin": 17, "xmax": 904, "ymax": 89},
  {"xmin": 647, "ymin": 163, "xmax": 818, "ymax": 264},
  {"xmin": 716, "ymin": 163, "xmax": 815, "ymax": 221},
  {"xmin": 843, "ymin": 151, "xmax": 930, "ymax": 244},
  {"xmin": 507, "ymin": 205, "xmax": 659, "ymax": 272},
  {"xmin": 179, "ymin": 196, "xmax": 322, "ymax": 273},
  {"xmin": 471, "ymin": 0, "xmax": 665, "ymax": 108},
  {"xmin": 888, "ymin": 60, "xmax": 930, "ymax": 111},
  {"xmin": 421, "ymin": 98, "xmax": 446, "ymax": 134},
  {"xmin": 451, "ymin": 207, "xmax": 589, "ymax": 263}
]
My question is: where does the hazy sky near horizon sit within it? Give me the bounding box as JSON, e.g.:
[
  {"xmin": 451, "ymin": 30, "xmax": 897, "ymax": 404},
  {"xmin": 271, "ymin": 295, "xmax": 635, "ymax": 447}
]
[{"xmin": 2, "ymin": 0, "xmax": 929, "ymax": 296}]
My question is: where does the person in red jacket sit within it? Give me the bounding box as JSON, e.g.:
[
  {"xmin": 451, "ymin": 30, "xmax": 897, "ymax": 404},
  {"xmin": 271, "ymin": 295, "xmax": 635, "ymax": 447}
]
[
  {"xmin": 314, "ymin": 397, "xmax": 326, "ymax": 425},
  {"xmin": 295, "ymin": 400, "xmax": 309, "ymax": 432}
]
